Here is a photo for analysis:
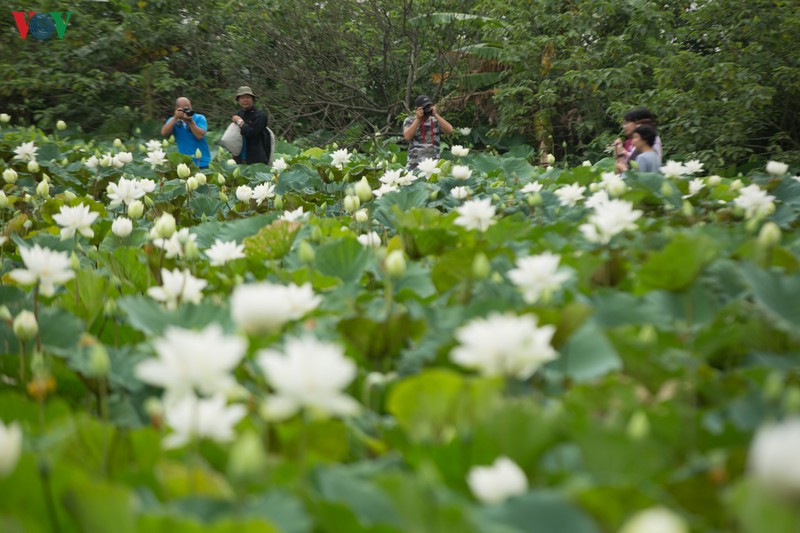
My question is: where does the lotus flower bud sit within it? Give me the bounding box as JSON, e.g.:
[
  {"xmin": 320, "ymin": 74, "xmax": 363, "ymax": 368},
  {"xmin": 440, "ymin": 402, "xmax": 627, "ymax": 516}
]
[
  {"xmin": 36, "ymin": 180, "xmax": 49, "ymax": 198},
  {"xmin": 27, "ymin": 160, "xmax": 40, "ymax": 173},
  {"xmin": 626, "ymin": 410, "xmax": 650, "ymax": 440},
  {"xmin": 3, "ymin": 168, "xmax": 18, "ymax": 184},
  {"xmin": 88, "ymin": 343, "xmax": 110, "ymax": 377},
  {"xmin": 216, "ymin": 173, "xmax": 226, "ymax": 185},
  {"xmin": 385, "ymin": 250, "xmax": 406, "ymax": 278},
  {"xmin": 274, "ymin": 194, "xmax": 283, "ymax": 210},
  {"xmin": 471, "ymin": 252, "xmax": 491, "ymax": 279},
  {"xmin": 176, "ymin": 163, "xmax": 191, "ymax": 179},
  {"xmin": 186, "ymin": 176, "xmax": 198, "ymax": 191},
  {"xmin": 13, "ymin": 311, "xmax": 38, "ymax": 341},
  {"xmin": 194, "ymin": 173, "xmax": 206, "ymax": 186},
  {"xmin": 0, "ymin": 191, "xmax": 7, "ymax": 208},
  {"xmin": 56, "ymin": 120, "xmax": 67, "ymax": 131},
  {"xmin": 758, "ymin": 221, "xmax": 781, "ymax": 249},
  {"xmin": 194, "ymin": 148, "xmax": 203, "ymax": 160},
  {"xmin": 707, "ymin": 175, "xmax": 722, "ymax": 186},
  {"xmin": 113, "ymin": 138, "xmax": 124, "ymax": 148},
  {"xmin": 152, "ymin": 213, "xmax": 176, "ymax": 239},
  {"xmin": 0, "ymin": 113, "xmax": 11, "ymax": 123},
  {"xmin": 298, "ymin": 240, "xmax": 315, "ymax": 264},
  {"xmin": 546, "ymin": 153, "xmax": 556, "ymax": 165},
  {"xmin": 730, "ymin": 179, "xmax": 743, "ymax": 190},
  {"xmin": 344, "ymin": 194, "xmax": 360, "ymax": 213},
  {"xmin": 355, "ymin": 177, "xmax": 373, "ymax": 202},
  {"xmin": 127, "ymin": 200, "xmax": 144, "ymax": 219},
  {"xmin": 355, "ymin": 208, "xmax": 368, "ymax": 223}
]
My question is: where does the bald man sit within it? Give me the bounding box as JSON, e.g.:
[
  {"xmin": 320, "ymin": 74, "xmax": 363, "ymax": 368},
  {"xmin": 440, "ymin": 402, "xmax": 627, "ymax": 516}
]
[{"xmin": 161, "ymin": 96, "xmax": 211, "ymax": 168}]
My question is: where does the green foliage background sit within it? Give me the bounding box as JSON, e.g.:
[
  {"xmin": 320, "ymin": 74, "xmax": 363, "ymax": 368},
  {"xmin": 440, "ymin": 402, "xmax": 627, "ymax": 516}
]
[{"xmin": 2, "ymin": 0, "xmax": 799, "ymax": 167}]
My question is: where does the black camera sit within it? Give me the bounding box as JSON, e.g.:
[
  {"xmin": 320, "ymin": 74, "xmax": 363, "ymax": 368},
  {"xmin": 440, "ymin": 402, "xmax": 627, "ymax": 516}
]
[
  {"xmin": 423, "ymin": 104, "xmax": 433, "ymax": 117},
  {"xmin": 181, "ymin": 107, "xmax": 194, "ymax": 117}
]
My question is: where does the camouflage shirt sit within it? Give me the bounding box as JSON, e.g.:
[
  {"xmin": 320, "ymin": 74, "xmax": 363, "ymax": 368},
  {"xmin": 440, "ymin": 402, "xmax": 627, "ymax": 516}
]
[{"xmin": 403, "ymin": 115, "xmax": 441, "ymax": 169}]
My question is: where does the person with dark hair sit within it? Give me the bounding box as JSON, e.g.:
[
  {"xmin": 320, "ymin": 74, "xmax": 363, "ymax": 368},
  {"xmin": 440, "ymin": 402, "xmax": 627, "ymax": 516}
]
[
  {"xmin": 161, "ymin": 96, "xmax": 211, "ymax": 168},
  {"xmin": 624, "ymin": 124, "xmax": 661, "ymax": 173},
  {"xmin": 230, "ymin": 86, "xmax": 270, "ymax": 165},
  {"xmin": 402, "ymin": 95, "xmax": 454, "ymax": 170},
  {"xmin": 613, "ymin": 107, "xmax": 662, "ymax": 169}
]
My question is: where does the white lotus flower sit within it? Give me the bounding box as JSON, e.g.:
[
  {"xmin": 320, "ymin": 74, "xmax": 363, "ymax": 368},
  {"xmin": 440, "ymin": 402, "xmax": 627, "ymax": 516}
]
[
  {"xmin": 272, "ymin": 158, "xmax": 288, "ymax": 172},
  {"xmin": 766, "ymin": 160, "xmax": 789, "ymax": 176},
  {"xmin": 137, "ymin": 178, "xmax": 156, "ymax": 194},
  {"xmin": 52, "ymin": 203, "xmax": 99, "ymax": 240},
  {"xmin": 683, "ymin": 178, "xmax": 705, "ymax": 198},
  {"xmin": 230, "ymin": 281, "xmax": 321, "ymax": 335},
  {"xmin": 252, "ymin": 182, "xmax": 276, "ymax": 206},
  {"xmin": 85, "ymin": 155, "xmax": 100, "ymax": 170},
  {"xmin": 107, "ymin": 177, "xmax": 146, "ymax": 206},
  {"xmin": 145, "ymin": 139, "xmax": 162, "ymax": 152},
  {"xmin": 357, "ymin": 232, "xmax": 381, "ymax": 247},
  {"xmin": 176, "ymin": 163, "xmax": 191, "ymax": 179},
  {"xmin": 0, "ymin": 113, "xmax": 11, "ymax": 123},
  {"xmin": 136, "ymin": 324, "xmax": 246, "ymax": 402},
  {"xmin": 579, "ymin": 199, "xmax": 642, "ymax": 244},
  {"xmin": 600, "ymin": 172, "xmax": 627, "ymax": 197},
  {"xmin": 257, "ymin": 336, "xmax": 359, "ymax": 421},
  {"xmin": 554, "ymin": 183, "xmax": 586, "ymax": 207},
  {"xmin": 99, "ymin": 154, "xmax": 114, "ymax": 168},
  {"xmin": 734, "ymin": 184, "xmax": 776, "ymax": 219},
  {"xmin": 396, "ymin": 172, "xmax": 419, "ymax": 186},
  {"xmin": 467, "ymin": 457, "xmax": 528, "ymax": 505},
  {"xmin": 280, "ymin": 206, "xmax": 306, "ymax": 221},
  {"xmin": 451, "ymin": 145, "xmax": 470, "ymax": 157},
  {"xmin": 451, "ymin": 312, "xmax": 558, "ymax": 379},
  {"xmin": 0, "ymin": 420, "xmax": 22, "ymax": 478},
  {"xmin": 147, "ymin": 268, "xmax": 207, "ymax": 310},
  {"xmin": 619, "ymin": 507, "xmax": 688, "ymax": 533},
  {"xmin": 116, "ymin": 151, "xmax": 133, "ymax": 164},
  {"xmin": 450, "ymin": 186, "xmax": 469, "ymax": 200},
  {"xmin": 458, "ymin": 127, "xmax": 472, "ymax": 136},
  {"xmin": 748, "ymin": 417, "xmax": 800, "ymax": 497},
  {"xmin": 13, "ymin": 142, "xmax": 37, "ymax": 162},
  {"xmin": 507, "ymin": 252, "xmax": 571, "ymax": 304},
  {"xmin": 236, "ymin": 185, "xmax": 253, "ymax": 202},
  {"xmin": 683, "ymin": 160, "xmax": 704, "ymax": 175},
  {"xmin": 585, "ymin": 190, "xmax": 610, "ymax": 210},
  {"xmin": 162, "ymin": 394, "xmax": 246, "ymax": 449},
  {"xmin": 416, "ymin": 158, "xmax": 441, "ymax": 179},
  {"xmin": 144, "ymin": 148, "xmax": 166, "ymax": 167},
  {"xmin": 451, "ymin": 165, "xmax": 472, "ymax": 180},
  {"xmin": 205, "ymin": 239, "xmax": 245, "ymax": 266},
  {"xmin": 373, "ymin": 183, "xmax": 399, "ymax": 198},
  {"xmin": 454, "ymin": 197, "xmax": 496, "ymax": 232},
  {"xmin": 330, "ymin": 148, "xmax": 352, "ymax": 168},
  {"xmin": 112, "ymin": 217, "xmax": 133, "ymax": 238},
  {"xmin": 10, "ymin": 244, "xmax": 75, "ymax": 297},
  {"xmin": 520, "ymin": 182, "xmax": 542, "ymax": 194},
  {"xmin": 379, "ymin": 169, "xmax": 403, "ymax": 185},
  {"xmin": 659, "ymin": 160, "xmax": 688, "ymax": 179}
]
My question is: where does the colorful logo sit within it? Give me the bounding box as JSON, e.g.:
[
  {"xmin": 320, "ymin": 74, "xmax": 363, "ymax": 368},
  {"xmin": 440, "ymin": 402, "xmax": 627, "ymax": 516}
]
[{"xmin": 11, "ymin": 11, "xmax": 72, "ymax": 40}]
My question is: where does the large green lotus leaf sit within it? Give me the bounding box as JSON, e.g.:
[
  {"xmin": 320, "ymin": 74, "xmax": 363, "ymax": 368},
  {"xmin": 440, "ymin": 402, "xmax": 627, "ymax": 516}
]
[
  {"xmin": 551, "ymin": 319, "xmax": 622, "ymax": 383},
  {"xmin": 243, "ymin": 219, "xmax": 302, "ymax": 261},
  {"xmin": 727, "ymin": 478, "xmax": 800, "ymax": 533},
  {"xmin": 154, "ymin": 179, "xmax": 186, "ymax": 203},
  {"xmin": 311, "ymin": 501, "xmax": 402, "ymax": 533},
  {"xmin": 394, "ymin": 262, "xmax": 437, "ymax": 300},
  {"xmin": 431, "ymin": 247, "xmax": 475, "ymax": 293},
  {"xmin": 313, "ymin": 465, "xmax": 403, "ymax": 529},
  {"xmin": 0, "ymin": 391, "xmax": 71, "ymax": 428},
  {"xmin": 374, "ymin": 472, "xmax": 479, "ymax": 533},
  {"xmin": 59, "ymin": 268, "xmax": 111, "ymax": 329},
  {"xmin": 137, "ymin": 515, "xmax": 279, "ymax": 533},
  {"xmin": 189, "ymin": 214, "xmax": 274, "ymax": 249},
  {"xmin": 738, "ymin": 263, "xmax": 800, "ymax": 334},
  {"xmin": 636, "ymin": 232, "xmax": 722, "ymax": 291},
  {"xmin": 387, "ymin": 369, "xmax": 502, "ymax": 442},
  {"xmin": 314, "ymin": 237, "xmax": 371, "ymax": 283},
  {"xmin": 117, "ymin": 296, "xmax": 233, "ymax": 336},
  {"xmin": 37, "ymin": 305, "xmax": 84, "ymax": 353},
  {"xmin": 97, "ymin": 247, "xmax": 151, "ymax": 294},
  {"xmin": 337, "ymin": 312, "xmax": 426, "ymax": 361},
  {"xmin": 156, "ymin": 460, "xmax": 236, "ymax": 500},
  {"xmin": 61, "ymin": 477, "xmax": 137, "ymax": 533},
  {"xmin": 275, "ymin": 418, "xmax": 350, "ymax": 463},
  {"xmin": 188, "ymin": 194, "xmax": 224, "ymax": 219},
  {"xmin": 372, "ymin": 186, "xmax": 430, "ymax": 227},
  {"xmin": 276, "ymin": 165, "xmax": 324, "ymax": 194},
  {"xmin": 643, "ymin": 282, "xmax": 720, "ymax": 331},
  {"xmin": 239, "ymin": 491, "xmax": 313, "ymax": 533},
  {"xmin": 484, "ymin": 213, "xmax": 538, "ymax": 246},
  {"xmin": 471, "ymin": 399, "xmax": 561, "ymax": 472},
  {"xmin": 590, "ymin": 289, "xmax": 671, "ymax": 327},
  {"xmin": 477, "ymin": 491, "xmax": 601, "ymax": 533}
]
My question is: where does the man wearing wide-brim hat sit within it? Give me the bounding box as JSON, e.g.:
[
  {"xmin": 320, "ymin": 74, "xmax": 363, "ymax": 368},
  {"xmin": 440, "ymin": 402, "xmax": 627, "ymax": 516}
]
[{"xmin": 231, "ymin": 86, "xmax": 270, "ymax": 165}]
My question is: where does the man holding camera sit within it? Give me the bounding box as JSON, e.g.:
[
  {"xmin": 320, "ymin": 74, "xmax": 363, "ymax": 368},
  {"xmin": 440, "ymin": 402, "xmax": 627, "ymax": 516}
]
[
  {"xmin": 161, "ymin": 96, "xmax": 211, "ymax": 168},
  {"xmin": 403, "ymin": 95, "xmax": 454, "ymax": 171}
]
